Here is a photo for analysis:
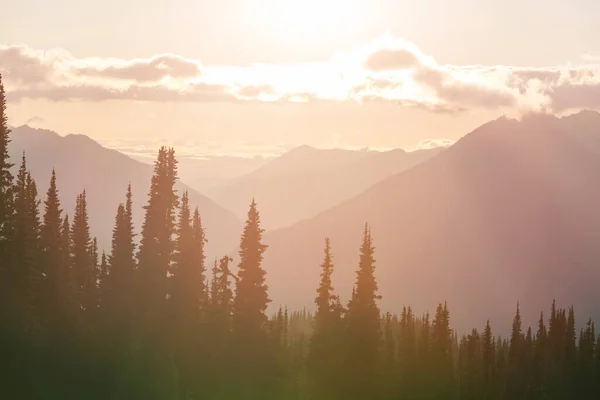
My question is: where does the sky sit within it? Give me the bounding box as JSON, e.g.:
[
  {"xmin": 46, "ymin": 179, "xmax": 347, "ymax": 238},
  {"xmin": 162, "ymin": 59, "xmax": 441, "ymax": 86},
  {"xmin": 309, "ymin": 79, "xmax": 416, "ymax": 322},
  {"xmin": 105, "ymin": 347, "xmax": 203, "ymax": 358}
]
[{"xmin": 2, "ymin": 0, "xmax": 600, "ymax": 157}]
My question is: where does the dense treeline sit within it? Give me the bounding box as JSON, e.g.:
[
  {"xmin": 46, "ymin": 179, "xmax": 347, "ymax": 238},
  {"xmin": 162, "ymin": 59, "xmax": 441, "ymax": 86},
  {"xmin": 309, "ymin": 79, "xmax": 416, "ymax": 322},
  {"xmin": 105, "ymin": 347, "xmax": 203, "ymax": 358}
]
[{"xmin": 1, "ymin": 73, "xmax": 600, "ymax": 399}]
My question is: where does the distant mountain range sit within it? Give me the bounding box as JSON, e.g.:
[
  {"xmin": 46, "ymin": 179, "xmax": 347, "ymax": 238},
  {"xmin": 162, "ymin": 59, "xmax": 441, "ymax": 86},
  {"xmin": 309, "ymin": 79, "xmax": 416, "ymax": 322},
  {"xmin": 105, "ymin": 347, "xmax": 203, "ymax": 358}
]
[
  {"xmin": 260, "ymin": 110, "xmax": 600, "ymax": 332},
  {"xmin": 214, "ymin": 144, "xmax": 442, "ymax": 229},
  {"xmin": 13, "ymin": 111, "xmax": 600, "ymax": 332},
  {"xmin": 8, "ymin": 125, "xmax": 242, "ymax": 259}
]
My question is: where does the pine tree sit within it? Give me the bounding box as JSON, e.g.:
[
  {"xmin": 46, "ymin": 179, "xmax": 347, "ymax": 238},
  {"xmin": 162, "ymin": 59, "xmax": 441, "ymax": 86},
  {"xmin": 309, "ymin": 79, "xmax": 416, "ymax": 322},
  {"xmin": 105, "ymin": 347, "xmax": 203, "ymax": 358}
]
[
  {"xmin": 38, "ymin": 171, "xmax": 79, "ymax": 396},
  {"xmin": 431, "ymin": 302, "xmax": 454, "ymax": 398},
  {"xmin": 398, "ymin": 306, "xmax": 417, "ymax": 397},
  {"xmin": 171, "ymin": 192, "xmax": 208, "ymax": 398},
  {"xmin": 136, "ymin": 147, "xmax": 179, "ymax": 399},
  {"xmin": 0, "ymin": 72, "xmax": 14, "ymax": 280},
  {"xmin": 577, "ymin": 319, "xmax": 595, "ymax": 398},
  {"xmin": 307, "ymin": 238, "xmax": 344, "ymax": 400},
  {"xmin": 0, "ymin": 73, "xmax": 16, "ymax": 375},
  {"xmin": 104, "ymin": 185, "xmax": 137, "ymax": 398},
  {"xmin": 506, "ymin": 303, "xmax": 525, "ymax": 398},
  {"xmin": 11, "ymin": 155, "xmax": 42, "ymax": 327},
  {"xmin": 71, "ymin": 191, "xmax": 97, "ymax": 315},
  {"xmin": 232, "ymin": 199, "xmax": 274, "ymax": 398},
  {"xmin": 481, "ymin": 320, "xmax": 495, "ymax": 398},
  {"xmin": 344, "ymin": 223, "xmax": 381, "ymax": 400}
]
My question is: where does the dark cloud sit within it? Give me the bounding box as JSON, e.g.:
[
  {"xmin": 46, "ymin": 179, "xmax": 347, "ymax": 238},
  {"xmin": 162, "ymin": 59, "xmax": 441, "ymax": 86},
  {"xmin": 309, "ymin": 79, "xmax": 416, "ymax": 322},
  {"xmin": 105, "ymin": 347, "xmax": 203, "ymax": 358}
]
[{"xmin": 364, "ymin": 48, "xmax": 419, "ymax": 71}]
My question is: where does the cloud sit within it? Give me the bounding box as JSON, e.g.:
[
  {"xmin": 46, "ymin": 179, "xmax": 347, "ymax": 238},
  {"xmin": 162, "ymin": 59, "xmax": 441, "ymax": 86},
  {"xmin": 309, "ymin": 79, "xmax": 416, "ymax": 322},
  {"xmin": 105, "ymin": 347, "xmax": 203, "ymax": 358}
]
[
  {"xmin": 547, "ymin": 82, "xmax": 600, "ymax": 112},
  {"xmin": 24, "ymin": 116, "xmax": 46, "ymax": 126},
  {"xmin": 73, "ymin": 54, "xmax": 202, "ymax": 81},
  {"xmin": 2, "ymin": 36, "xmax": 600, "ymax": 114},
  {"xmin": 412, "ymin": 138, "xmax": 455, "ymax": 151},
  {"xmin": 7, "ymin": 82, "xmax": 238, "ymax": 103},
  {"xmin": 364, "ymin": 49, "xmax": 419, "ymax": 71}
]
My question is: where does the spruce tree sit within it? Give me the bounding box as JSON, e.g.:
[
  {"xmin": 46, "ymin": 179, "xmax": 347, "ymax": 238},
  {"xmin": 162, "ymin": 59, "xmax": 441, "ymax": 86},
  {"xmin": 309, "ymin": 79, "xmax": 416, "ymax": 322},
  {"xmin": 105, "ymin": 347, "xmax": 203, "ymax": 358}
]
[
  {"xmin": 431, "ymin": 302, "xmax": 454, "ymax": 398},
  {"xmin": 0, "ymin": 73, "xmax": 13, "ymax": 278},
  {"xmin": 232, "ymin": 199, "xmax": 273, "ymax": 398},
  {"xmin": 344, "ymin": 223, "xmax": 381, "ymax": 400},
  {"xmin": 0, "ymin": 73, "xmax": 15, "ymax": 370},
  {"xmin": 171, "ymin": 192, "xmax": 208, "ymax": 398},
  {"xmin": 482, "ymin": 320, "xmax": 495, "ymax": 397},
  {"xmin": 506, "ymin": 303, "xmax": 525, "ymax": 398},
  {"xmin": 136, "ymin": 147, "xmax": 179, "ymax": 399},
  {"xmin": 71, "ymin": 191, "xmax": 96, "ymax": 315},
  {"xmin": 308, "ymin": 238, "xmax": 344, "ymax": 400},
  {"xmin": 104, "ymin": 185, "xmax": 137, "ymax": 398},
  {"xmin": 11, "ymin": 155, "xmax": 42, "ymax": 323}
]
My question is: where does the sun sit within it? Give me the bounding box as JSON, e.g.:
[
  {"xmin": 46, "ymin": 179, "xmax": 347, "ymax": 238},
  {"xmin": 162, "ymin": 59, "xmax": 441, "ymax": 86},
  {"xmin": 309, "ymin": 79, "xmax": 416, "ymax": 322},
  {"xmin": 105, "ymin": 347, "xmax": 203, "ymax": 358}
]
[{"xmin": 265, "ymin": 0, "xmax": 364, "ymax": 41}]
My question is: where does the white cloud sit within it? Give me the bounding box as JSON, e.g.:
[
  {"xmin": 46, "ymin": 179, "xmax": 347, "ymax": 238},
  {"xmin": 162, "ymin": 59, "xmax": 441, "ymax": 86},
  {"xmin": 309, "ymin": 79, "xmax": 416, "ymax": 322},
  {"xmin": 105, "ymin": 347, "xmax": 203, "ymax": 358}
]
[{"xmin": 2, "ymin": 35, "xmax": 600, "ymax": 113}]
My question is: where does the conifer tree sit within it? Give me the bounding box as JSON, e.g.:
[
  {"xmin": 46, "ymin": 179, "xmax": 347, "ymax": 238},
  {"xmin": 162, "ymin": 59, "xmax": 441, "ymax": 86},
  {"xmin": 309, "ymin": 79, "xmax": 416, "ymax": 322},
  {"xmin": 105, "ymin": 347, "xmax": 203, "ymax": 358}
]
[
  {"xmin": 506, "ymin": 303, "xmax": 525, "ymax": 397},
  {"xmin": 344, "ymin": 223, "xmax": 381, "ymax": 400},
  {"xmin": 11, "ymin": 155, "xmax": 42, "ymax": 324},
  {"xmin": 308, "ymin": 238, "xmax": 344, "ymax": 400},
  {"xmin": 398, "ymin": 306, "xmax": 417, "ymax": 397},
  {"xmin": 431, "ymin": 302, "xmax": 454, "ymax": 398},
  {"xmin": 577, "ymin": 319, "xmax": 595, "ymax": 398},
  {"xmin": 71, "ymin": 191, "xmax": 97, "ymax": 315},
  {"xmin": 171, "ymin": 192, "xmax": 208, "ymax": 398},
  {"xmin": 0, "ymin": 73, "xmax": 15, "ymax": 367},
  {"xmin": 0, "ymin": 73, "xmax": 13, "ymax": 278},
  {"xmin": 482, "ymin": 320, "xmax": 495, "ymax": 397},
  {"xmin": 136, "ymin": 147, "xmax": 179, "ymax": 399},
  {"xmin": 232, "ymin": 199, "xmax": 274, "ymax": 398},
  {"xmin": 103, "ymin": 185, "xmax": 136, "ymax": 398}
]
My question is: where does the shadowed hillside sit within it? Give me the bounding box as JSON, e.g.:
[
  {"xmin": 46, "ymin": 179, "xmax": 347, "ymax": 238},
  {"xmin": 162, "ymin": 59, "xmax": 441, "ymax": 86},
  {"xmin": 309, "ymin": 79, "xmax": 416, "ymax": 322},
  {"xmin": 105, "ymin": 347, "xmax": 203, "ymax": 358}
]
[
  {"xmin": 216, "ymin": 144, "xmax": 442, "ymax": 229},
  {"xmin": 262, "ymin": 111, "xmax": 600, "ymax": 331},
  {"xmin": 8, "ymin": 125, "xmax": 242, "ymax": 258}
]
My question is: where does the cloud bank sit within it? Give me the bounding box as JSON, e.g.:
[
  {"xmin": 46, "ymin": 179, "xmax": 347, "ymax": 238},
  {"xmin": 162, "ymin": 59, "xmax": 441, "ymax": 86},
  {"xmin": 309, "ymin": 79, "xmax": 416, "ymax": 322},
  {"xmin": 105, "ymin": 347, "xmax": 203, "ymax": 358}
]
[{"xmin": 2, "ymin": 34, "xmax": 600, "ymax": 113}]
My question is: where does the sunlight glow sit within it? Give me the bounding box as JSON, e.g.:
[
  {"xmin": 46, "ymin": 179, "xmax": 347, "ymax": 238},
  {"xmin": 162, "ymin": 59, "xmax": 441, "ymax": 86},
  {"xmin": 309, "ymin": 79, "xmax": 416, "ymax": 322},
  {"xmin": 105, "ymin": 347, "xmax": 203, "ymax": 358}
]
[{"xmin": 264, "ymin": 0, "xmax": 364, "ymax": 41}]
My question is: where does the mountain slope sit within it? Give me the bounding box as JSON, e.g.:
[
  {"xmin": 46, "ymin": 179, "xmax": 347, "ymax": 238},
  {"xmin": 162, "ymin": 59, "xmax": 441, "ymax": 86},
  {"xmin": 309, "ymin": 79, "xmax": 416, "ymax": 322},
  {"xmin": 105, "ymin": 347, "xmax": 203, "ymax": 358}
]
[
  {"xmin": 215, "ymin": 145, "xmax": 442, "ymax": 229},
  {"xmin": 8, "ymin": 125, "xmax": 242, "ymax": 258},
  {"xmin": 261, "ymin": 111, "xmax": 600, "ymax": 331}
]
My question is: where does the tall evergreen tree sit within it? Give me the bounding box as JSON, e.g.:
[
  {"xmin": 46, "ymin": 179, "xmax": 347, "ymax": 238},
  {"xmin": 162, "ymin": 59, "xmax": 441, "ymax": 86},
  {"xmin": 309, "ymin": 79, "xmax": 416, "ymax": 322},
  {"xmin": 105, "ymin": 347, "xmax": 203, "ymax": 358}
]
[
  {"xmin": 136, "ymin": 147, "xmax": 179, "ymax": 399},
  {"xmin": 482, "ymin": 320, "xmax": 495, "ymax": 398},
  {"xmin": 0, "ymin": 72, "xmax": 14, "ymax": 278},
  {"xmin": 103, "ymin": 185, "xmax": 137, "ymax": 398},
  {"xmin": 344, "ymin": 223, "xmax": 381, "ymax": 400},
  {"xmin": 308, "ymin": 238, "xmax": 344, "ymax": 400},
  {"xmin": 431, "ymin": 302, "xmax": 454, "ymax": 398},
  {"xmin": 11, "ymin": 155, "xmax": 42, "ymax": 325},
  {"xmin": 71, "ymin": 191, "xmax": 96, "ymax": 315},
  {"xmin": 232, "ymin": 199, "xmax": 275, "ymax": 398},
  {"xmin": 171, "ymin": 192, "xmax": 208, "ymax": 398}
]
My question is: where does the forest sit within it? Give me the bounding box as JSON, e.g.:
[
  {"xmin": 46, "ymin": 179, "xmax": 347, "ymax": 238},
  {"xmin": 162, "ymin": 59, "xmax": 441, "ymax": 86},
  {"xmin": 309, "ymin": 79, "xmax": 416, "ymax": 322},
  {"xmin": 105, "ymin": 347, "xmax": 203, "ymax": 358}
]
[{"xmin": 1, "ymin": 72, "xmax": 600, "ymax": 400}]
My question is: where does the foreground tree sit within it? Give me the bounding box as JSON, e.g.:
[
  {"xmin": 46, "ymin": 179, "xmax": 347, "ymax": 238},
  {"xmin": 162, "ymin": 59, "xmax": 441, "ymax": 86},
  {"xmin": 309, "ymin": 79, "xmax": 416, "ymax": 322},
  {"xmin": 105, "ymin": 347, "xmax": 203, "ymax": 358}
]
[
  {"xmin": 136, "ymin": 146, "xmax": 179, "ymax": 399},
  {"xmin": 307, "ymin": 237, "xmax": 344, "ymax": 400},
  {"xmin": 171, "ymin": 192, "xmax": 208, "ymax": 398},
  {"xmin": 344, "ymin": 224, "xmax": 381, "ymax": 400},
  {"xmin": 232, "ymin": 199, "xmax": 277, "ymax": 398},
  {"xmin": 0, "ymin": 72, "xmax": 13, "ymax": 279}
]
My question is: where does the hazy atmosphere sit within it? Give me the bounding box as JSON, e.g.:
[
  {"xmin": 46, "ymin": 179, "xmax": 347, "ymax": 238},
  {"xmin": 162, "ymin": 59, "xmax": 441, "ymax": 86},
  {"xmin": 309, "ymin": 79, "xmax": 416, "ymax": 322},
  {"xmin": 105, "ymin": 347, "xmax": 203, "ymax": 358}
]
[{"xmin": 2, "ymin": 1, "xmax": 600, "ymax": 399}]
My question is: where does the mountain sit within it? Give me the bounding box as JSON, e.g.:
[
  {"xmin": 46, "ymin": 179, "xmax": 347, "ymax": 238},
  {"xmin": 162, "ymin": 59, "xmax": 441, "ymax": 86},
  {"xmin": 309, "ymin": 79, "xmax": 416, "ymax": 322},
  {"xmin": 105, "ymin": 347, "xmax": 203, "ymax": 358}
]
[
  {"xmin": 260, "ymin": 111, "xmax": 600, "ymax": 332},
  {"xmin": 215, "ymin": 145, "xmax": 442, "ymax": 229},
  {"xmin": 177, "ymin": 155, "xmax": 271, "ymax": 197},
  {"xmin": 8, "ymin": 125, "xmax": 242, "ymax": 258}
]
